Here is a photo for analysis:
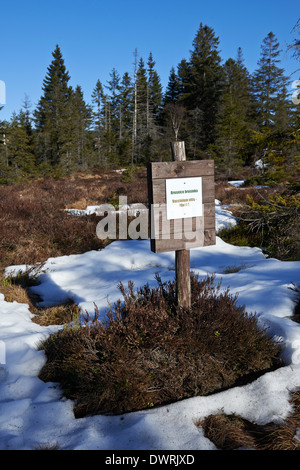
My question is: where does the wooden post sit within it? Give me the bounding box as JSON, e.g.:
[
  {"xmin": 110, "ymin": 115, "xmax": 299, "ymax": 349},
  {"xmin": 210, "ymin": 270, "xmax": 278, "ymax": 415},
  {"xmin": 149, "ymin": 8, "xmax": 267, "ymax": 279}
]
[
  {"xmin": 170, "ymin": 141, "xmax": 191, "ymax": 309},
  {"xmin": 170, "ymin": 141, "xmax": 186, "ymax": 162}
]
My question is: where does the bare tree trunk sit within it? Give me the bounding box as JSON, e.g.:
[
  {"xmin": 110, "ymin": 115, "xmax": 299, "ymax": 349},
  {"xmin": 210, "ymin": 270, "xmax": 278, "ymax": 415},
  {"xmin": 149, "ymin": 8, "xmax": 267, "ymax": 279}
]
[{"xmin": 132, "ymin": 49, "xmax": 138, "ymax": 172}]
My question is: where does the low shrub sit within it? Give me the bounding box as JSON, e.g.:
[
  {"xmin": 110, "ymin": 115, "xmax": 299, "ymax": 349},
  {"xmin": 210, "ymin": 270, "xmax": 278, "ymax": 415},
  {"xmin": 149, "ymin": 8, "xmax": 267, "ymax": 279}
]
[
  {"xmin": 245, "ymin": 191, "xmax": 300, "ymax": 261},
  {"xmin": 219, "ymin": 188, "xmax": 300, "ymax": 261},
  {"xmin": 39, "ymin": 275, "xmax": 282, "ymax": 418}
]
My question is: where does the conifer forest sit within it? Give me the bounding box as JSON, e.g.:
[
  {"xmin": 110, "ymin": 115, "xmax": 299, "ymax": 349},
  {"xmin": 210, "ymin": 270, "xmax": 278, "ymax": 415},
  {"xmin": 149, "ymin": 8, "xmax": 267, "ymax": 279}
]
[{"xmin": 0, "ymin": 22, "xmax": 299, "ymax": 186}]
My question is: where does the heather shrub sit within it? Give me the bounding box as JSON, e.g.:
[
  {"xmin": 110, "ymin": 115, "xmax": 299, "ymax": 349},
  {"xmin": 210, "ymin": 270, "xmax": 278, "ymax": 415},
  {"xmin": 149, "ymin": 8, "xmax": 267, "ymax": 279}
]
[
  {"xmin": 39, "ymin": 275, "xmax": 281, "ymax": 417},
  {"xmin": 0, "ymin": 169, "xmax": 148, "ymax": 270}
]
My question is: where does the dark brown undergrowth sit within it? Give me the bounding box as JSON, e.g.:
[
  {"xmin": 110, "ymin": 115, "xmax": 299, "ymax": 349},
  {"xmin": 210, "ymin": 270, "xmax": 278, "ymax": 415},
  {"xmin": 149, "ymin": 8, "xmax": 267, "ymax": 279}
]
[
  {"xmin": 198, "ymin": 389, "xmax": 300, "ymax": 450},
  {"xmin": 0, "ymin": 168, "xmax": 148, "ymax": 271},
  {"xmin": 38, "ymin": 275, "xmax": 282, "ymax": 418},
  {"xmin": 0, "ymin": 168, "xmax": 148, "ymax": 325}
]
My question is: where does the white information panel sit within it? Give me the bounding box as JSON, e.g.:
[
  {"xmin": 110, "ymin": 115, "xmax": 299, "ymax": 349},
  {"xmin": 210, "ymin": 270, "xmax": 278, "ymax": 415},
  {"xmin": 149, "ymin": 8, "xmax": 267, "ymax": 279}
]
[{"xmin": 166, "ymin": 177, "xmax": 202, "ymax": 220}]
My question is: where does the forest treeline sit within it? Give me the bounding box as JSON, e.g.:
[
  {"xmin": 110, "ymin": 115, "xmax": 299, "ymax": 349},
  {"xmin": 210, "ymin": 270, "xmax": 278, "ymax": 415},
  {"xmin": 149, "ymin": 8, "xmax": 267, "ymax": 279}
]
[{"xmin": 0, "ymin": 22, "xmax": 299, "ymax": 185}]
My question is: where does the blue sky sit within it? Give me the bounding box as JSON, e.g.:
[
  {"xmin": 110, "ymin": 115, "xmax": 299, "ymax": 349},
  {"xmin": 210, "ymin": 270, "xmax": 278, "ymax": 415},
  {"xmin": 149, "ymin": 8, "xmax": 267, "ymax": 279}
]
[{"xmin": 0, "ymin": 0, "xmax": 299, "ymax": 121}]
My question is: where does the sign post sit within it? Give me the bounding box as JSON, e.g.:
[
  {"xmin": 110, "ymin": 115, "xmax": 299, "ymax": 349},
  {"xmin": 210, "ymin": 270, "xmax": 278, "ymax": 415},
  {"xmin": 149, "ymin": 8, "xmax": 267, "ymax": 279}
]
[
  {"xmin": 171, "ymin": 142, "xmax": 191, "ymax": 308},
  {"xmin": 147, "ymin": 141, "xmax": 216, "ymax": 308}
]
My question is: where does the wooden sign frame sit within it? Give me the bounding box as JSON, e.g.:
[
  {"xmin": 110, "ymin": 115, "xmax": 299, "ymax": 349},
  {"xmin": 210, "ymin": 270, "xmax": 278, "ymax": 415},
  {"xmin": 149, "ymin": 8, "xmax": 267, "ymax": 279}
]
[{"xmin": 147, "ymin": 160, "xmax": 216, "ymax": 254}]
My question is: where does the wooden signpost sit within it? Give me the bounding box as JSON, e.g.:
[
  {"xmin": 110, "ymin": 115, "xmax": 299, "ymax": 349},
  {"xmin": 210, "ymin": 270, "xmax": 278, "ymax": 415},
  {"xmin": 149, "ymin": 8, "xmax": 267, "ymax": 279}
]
[{"xmin": 147, "ymin": 141, "xmax": 216, "ymax": 308}]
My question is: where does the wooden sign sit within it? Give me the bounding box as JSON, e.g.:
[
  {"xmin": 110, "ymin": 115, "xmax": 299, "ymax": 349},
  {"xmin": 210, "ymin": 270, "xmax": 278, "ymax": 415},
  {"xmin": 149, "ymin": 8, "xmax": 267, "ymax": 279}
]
[
  {"xmin": 147, "ymin": 159, "xmax": 216, "ymax": 254},
  {"xmin": 147, "ymin": 142, "xmax": 216, "ymax": 308}
]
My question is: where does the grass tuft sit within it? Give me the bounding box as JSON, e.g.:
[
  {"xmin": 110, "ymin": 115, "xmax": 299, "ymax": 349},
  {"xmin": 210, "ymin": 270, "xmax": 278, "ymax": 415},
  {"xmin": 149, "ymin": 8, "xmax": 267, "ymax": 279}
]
[{"xmin": 197, "ymin": 389, "xmax": 300, "ymax": 450}]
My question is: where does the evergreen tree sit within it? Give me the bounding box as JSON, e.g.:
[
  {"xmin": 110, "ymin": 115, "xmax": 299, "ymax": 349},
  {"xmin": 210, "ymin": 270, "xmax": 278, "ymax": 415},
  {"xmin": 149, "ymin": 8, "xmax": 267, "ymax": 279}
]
[
  {"xmin": 252, "ymin": 32, "xmax": 290, "ymax": 132},
  {"xmin": 91, "ymin": 79, "xmax": 105, "ymax": 166},
  {"xmin": 68, "ymin": 86, "xmax": 92, "ymax": 169},
  {"xmin": 163, "ymin": 67, "xmax": 180, "ymax": 105},
  {"xmin": 6, "ymin": 112, "xmax": 36, "ymax": 176},
  {"xmin": 106, "ymin": 68, "xmax": 121, "ymax": 136},
  {"xmin": 135, "ymin": 57, "xmax": 149, "ymax": 162},
  {"xmin": 177, "ymin": 59, "xmax": 192, "ymax": 103},
  {"xmin": 22, "ymin": 94, "xmax": 33, "ymax": 137},
  {"xmin": 147, "ymin": 52, "xmax": 163, "ymax": 117},
  {"xmin": 101, "ymin": 68, "xmax": 121, "ymax": 163},
  {"xmin": 187, "ymin": 23, "xmax": 224, "ymax": 152},
  {"xmin": 251, "ymin": 33, "xmax": 297, "ymax": 184},
  {"xmin": 289, "ymin": 20, "xmax": 300, "ymax": 163},
  {"xmin": 118, "ymin": 72, "xmax": 134, "ymax": 164},
  {"xmin": 0, "ymin": 120, "xmax": 10, "ymax": 180},
  {"xmin": 133, "ymin": 55, "xmax": 163, "ymax": 163},
  {"xmin": 34, "ymin": 44, "xmax": 73, "ymax": 168},
  {"xmin": 146, "ymin": 53, "xmax": 163, "ymax": 160},
  {"xmin": 215, "ymin": 52, "xmax": 254, "ymax": 176},
  {"xmin": 289, "ymin": 18, "xmax": 300, "ymax": 62},
  {"xmin": 118, "ymin": 72, "xmax": 133, "ymax": 137}
]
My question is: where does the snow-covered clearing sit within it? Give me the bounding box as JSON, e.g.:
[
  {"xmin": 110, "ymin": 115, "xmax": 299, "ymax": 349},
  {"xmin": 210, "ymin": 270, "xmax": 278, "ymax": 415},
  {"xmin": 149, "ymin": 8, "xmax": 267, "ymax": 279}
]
[{"xmin": 0, "ymin": 197, "xmax": 299, "ymax": 450}]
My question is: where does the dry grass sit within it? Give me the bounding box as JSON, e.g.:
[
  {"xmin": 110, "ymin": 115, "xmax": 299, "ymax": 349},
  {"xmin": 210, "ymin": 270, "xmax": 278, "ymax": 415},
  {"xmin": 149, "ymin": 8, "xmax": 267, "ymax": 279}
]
[
  {"xmin": 32, "ymin": 302, "xmax": 81, "ymax": 326},
  {"xmin": 197, "ymin": 390, "xmax": 300, "ymax": 450},
  {"xmin": 0, "ymin": 168, "xmax": 148, "ymax": 324},
  {"xmin": 0, "ymin": 168, "xmax": 148, "ymax": 273},
  {"xmin": 0, "ymin": 279, "xmax": 30, "ymax": 305},
  {"xmin": 215, "ymin": 180, "xmax": 276, "ymax": 208},
  {"xmin": 0, "ymin": 268, "xmax": 81, "ymax": 326}
]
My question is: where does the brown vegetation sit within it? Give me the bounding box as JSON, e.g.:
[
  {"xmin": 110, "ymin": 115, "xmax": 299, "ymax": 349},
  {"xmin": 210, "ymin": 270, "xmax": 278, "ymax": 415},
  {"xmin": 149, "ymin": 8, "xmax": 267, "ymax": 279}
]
[
  {"xmin": 197, "ymin": 390, "xmax": 300, "ymax": 450},
  {"xmin": 0, "ymin": 169, "xmax": 298, "ymax": 449},
  {"xmin": 38, "ymin": 275, "xmax": 281, "ymax": 418},
  {"xmin": 0, "ymin": 168, "xmax": 148, "ymax": 324},
  {"xmin": 0, "ymin": 168, "xmax": 148, "ymax": 271}
]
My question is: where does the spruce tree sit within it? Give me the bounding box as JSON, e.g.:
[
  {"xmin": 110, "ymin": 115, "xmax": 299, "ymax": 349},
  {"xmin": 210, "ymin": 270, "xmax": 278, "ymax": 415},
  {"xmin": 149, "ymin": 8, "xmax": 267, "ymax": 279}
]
[
  {"xmin": 68, "ymin": 86, "xmax": 92, "ymax": 169},
  {"xmin": 164, "ymin": 67, "xmax": 180, "ymax": 105},
  {"xmin": 146, "ymin": 53, "xmax": 163, "ymax": 161},
  {"xmin": 6, "ymin": 112, "xmax": 36, "ymax": 177},
  {"xmin": 34, "ymin": 44, "xmax": 73, "ymax": 168},
  {"xmin": 187, "ymin": 23, "xmax": 224, "ymax": 152},
  {"xmin": 102, "ymin": 68, "xmax": 121, "ymax": 163},
  {"xmin": 215, "ymin": 52, "xmax": 254, "ymax": 176},
  {"xmin": 252, "ymin": 32, "xmax": 290, "ymax": 132},
  {"xmin": 106, "ymin": 68, "xmax": 121, "ymax": 136},
  {"xmin": 147, "ymin": 52, "xmax": 163, "ymax": 118},
  {"xmin": 0, "ymin": 120, "xmax": 10, "ymax": 181},
  {"xmin": 135, "ymin": 58, "xmax": 149, "ymax": 162},
  {"xmin": 118, "ymin": 72, "xmax": 133, "ymax": 137},
  {"xmin": 91, "ymin": 79, "xmax": 105, "ymax": 166},
  {"xmin": 252, "ymin": 32, "xmax": 297, "ymax": 184},
  {"xmin": 118, "ymin": 72, "xmax": 134, "ymax": 164},
  {"xmin": 289, "ymin": 18, "xmax": 300, "ymax": 62}
]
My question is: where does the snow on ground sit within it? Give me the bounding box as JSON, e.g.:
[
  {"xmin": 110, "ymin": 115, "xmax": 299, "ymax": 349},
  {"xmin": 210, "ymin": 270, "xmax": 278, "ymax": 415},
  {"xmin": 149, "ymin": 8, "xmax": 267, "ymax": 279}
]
[
  {"xmin": 228, "ymin": 180, "xmax": 245, "ymax": 187},
  {"xmin": 0, "ymin": 196, "xmax": 300, "ymax": 450}
]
